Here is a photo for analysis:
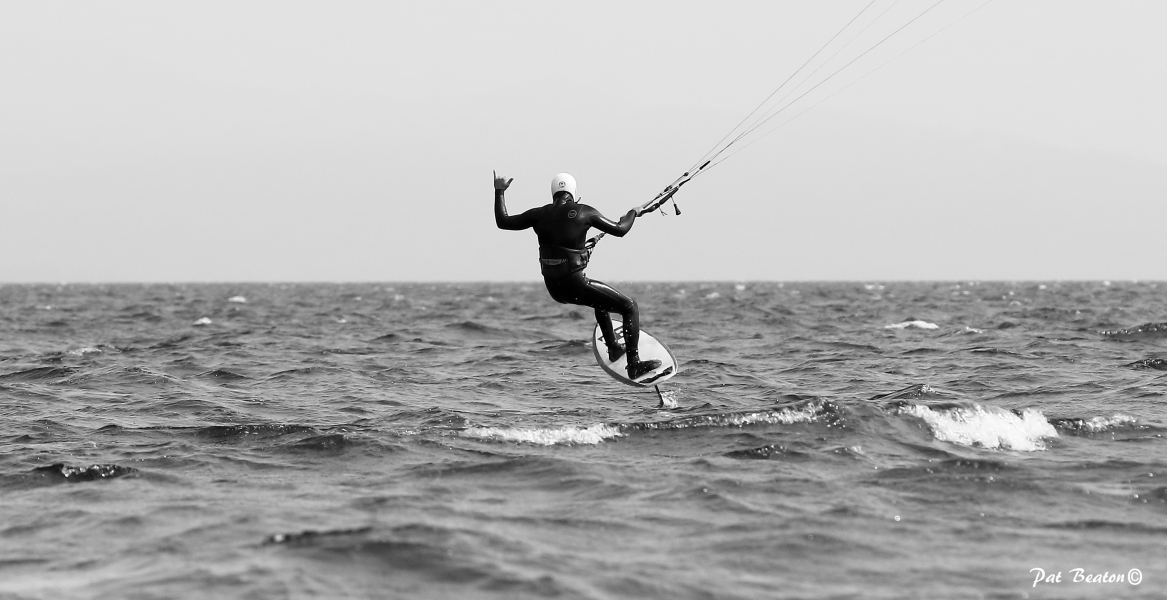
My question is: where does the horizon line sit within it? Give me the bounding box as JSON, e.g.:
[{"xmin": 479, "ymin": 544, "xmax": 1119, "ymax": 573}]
[{"xmin": 1, "ymin": 279, "xmax": 1162, "ymax": 286}]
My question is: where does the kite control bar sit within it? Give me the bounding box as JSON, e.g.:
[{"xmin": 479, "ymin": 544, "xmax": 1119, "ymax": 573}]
[{"xmin": 586, "ymin": 160, "xmax": 710, "ymax": 250}]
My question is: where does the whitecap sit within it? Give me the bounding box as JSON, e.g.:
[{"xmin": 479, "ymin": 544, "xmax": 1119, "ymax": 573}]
[
  {"xmin": 884, "ymin": 320, "xmax": 939, "ymax": 330},
  {"xmin": 227, "ymin": 296, "xmax": 247, "ymax": 304},
  {"xmin": 902, "ymin": 404, "xmax": 1057, "ymax": 452},
  {"xmin": 720, "ymin": 405, "xmax": 823, "ymax": 427},
  {"xmin": 627, "ymin": 402, "xmax": 833, "ymax": 432},
  {"xmin": 1073, "ymin": 414, "xmax": 1138, "ymax": 433},
  {"xmin": 67, "ymin": 347, "xmax": 102, "ymax": 356},
  {"xmin": 704, "ymin": 292, "xmax": 720, "ymax": 299},
  {"xmin": 734, "ymin": 284, "xmax": 746, "ymax": 292},
  {"xmin": 194, "ymin": 317, "xmax": 213, "ymax": 326},
  {"xmin": 461, "ymin": 423, "xmax": 623, "ymax": 446}
]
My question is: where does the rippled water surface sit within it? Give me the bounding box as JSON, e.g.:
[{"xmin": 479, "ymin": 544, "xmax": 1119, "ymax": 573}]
[{"xmin": 1, "ymin": 281, "xmax": 1165, "ymax": 599}]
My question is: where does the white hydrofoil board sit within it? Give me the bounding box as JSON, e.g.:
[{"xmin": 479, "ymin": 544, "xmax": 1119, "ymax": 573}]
[{"xmin": 592, "ymin": 324, "xmax": 678, "ymax": 387}]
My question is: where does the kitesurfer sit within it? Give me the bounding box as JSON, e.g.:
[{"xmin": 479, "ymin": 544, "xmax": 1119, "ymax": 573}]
[{"xmin": 494, "ymin": 171, "xmax": 661, "ymax": 380}]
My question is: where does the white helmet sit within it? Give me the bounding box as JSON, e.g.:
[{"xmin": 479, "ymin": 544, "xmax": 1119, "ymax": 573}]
[{"xmin": 551, "ymin": 173, "xmax": 577, "ymax": 200}]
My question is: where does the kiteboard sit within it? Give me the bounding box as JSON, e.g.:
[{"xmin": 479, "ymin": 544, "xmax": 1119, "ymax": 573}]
[{"xmin": 591, "ymin": 324, "xmax": 678, "ymax": 387}]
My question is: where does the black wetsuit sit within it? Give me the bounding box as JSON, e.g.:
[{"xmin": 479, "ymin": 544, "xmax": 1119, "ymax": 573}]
[{"xmin": 495, "ymin": 192, "xmax": 642, "ymax": 362}]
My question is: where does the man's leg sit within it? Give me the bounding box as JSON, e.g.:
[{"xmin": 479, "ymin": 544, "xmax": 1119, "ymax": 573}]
[
  {"xmin": 578, "ymin": 278, "xmax": 659, "ymax": 378},
  {"xmin": 594, "ymin": 309, "xmax": 624, "ymax": 363},
  {"xmin": 548, "ymin": 274, "xmax": 623, "ymax": 359}
]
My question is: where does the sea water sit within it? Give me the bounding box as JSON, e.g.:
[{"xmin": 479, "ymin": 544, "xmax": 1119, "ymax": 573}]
[{"xmin": 0, "ymin": 281, "xmax": 1164, "ymax": 599}]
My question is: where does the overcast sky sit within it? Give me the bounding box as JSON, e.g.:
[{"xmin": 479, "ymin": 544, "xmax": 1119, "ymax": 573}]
[{"xmin": 3, "ymin": 1, "xmax": 1165, "ymax": 282}]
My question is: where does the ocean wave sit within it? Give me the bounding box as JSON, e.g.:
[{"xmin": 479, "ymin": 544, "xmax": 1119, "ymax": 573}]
[
  {"xmin": 625, "ymin": 400, "xmax": 841, "ymax": 432},
  {"xmin": 461, "ymin": 423, "xmax": 622, "ymax": 446},
  {"xmin": 261, "ymin": 523, "xmax": 580, "ymax": 597},
  {"xmin": 1142, "ymin": 487, "xmax": 1167, "ymax": 504},
  {"xmin": 885, "ymin": 319, "xmax": 939, "ymax": 330},
  {"xmin": 964, "ymin": 347, "xmax": 1035, "ymax": 358},
  {"xmin": 1043, "ymin": 520, "xmax": 1167, "ymax": 533},
  {"xmin": 265, "ymin": 526, "xmax": 372, "ymax": 545},
  {"xmin": 31, "ymin": 463, "xmax": 138, "ymax": 483},
  {"xmin": 123, "ymin": 310, "xmax": 163, "ymax": 322},
  {"xmin": 938, "ymin": 326, "xmax": 985, "ymax": 336},
  {"xmin": 446, "ymin": 320, "xmax": 509, "ymax": 336},
  {"xmin": 58, "ymin": 365, "xmax": 183, "ymax": 386},
  {"xmin": 870, "ymin": 383, "xmax": 943, "ymax": 402},
  {"xmin": 280, "ymin": 433, "xmax": 351, "ymax": 452},
  {"xmin": 195, "ymin": 423, "xmax": 319, "ymax": 441},
  {"xmin": 1099, "ymin": 322, "xmax": 1167, "ymax": 340},
  {"xmin": 194, "ymin": 368, "xmax": 249, "ymax": 380},
  {"xmin": 539, "ymin": 339, "xmax": 591, "ymax": 354},
  {"xmin": 264, "ymin": 366, "xmax": 355, "ymax": 381},
  {"xmin": 0, "ymin": 366, "xmax": 80, "ymax": 381},
  {"xmin": 1049, "ymin": 414, "xmax": 1140, "ymax": 434},
  {"xmin": 900, "ymin": 404, "xmax": 1058, "ymax": 451},
  {"xmin": 1124, "ymin": 358, "xmax": 1167, "ymax": 371},
  {"xmin": 392, "ymin": 407, "xmax": 469, "ymax": 429},
  {"xmin": 148, "ymin": 334, "xmax": 196, "ymax": 350},
  {"xmin": 876, "ymin": 457, "xmax": 1020, "ymax": 481},
  {"xmin": 724, "ymin": 444, "xmax": 810, "ymax": 460}
]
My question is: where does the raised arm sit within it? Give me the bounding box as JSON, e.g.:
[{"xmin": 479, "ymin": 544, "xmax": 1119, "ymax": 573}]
[{"xmin": 494, "ymin": 171, "xmax": 537, "ymax": 230}]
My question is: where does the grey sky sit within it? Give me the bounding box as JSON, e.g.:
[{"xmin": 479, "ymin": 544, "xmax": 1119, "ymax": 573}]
[{"xmin": 3, "ymin": 1, "xmax": 1164, "ymax": 282}]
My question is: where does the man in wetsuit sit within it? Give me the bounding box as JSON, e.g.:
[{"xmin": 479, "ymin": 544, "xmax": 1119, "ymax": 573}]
[{"xmin": 494, "ymin": 171, "xmax": 661, "ymax": 380}]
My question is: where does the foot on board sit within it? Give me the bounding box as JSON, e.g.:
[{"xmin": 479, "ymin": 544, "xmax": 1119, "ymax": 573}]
[{"xmin": 627, "ymin": 359, "xmax": 662, "ymax": 380}]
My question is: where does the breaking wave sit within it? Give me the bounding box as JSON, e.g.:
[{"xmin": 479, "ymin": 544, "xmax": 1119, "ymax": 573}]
[
  {"xmin": 461, "ymin": 424, "xmax": 623, "ymax": 446},
  {"xmin": 624, "ymin": 400, "xmax": 839, "ymax": 431},
  {"xmin": 900, "ymin": 404, "xmax": 1058, "ymax": 452},
  {"xmin": 885, "ymin": 319, "xmax": 940, "ymax": 330},
  {"xmin": 459, "ymin": 401, "xmax": 838, "ymax": 446}
]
